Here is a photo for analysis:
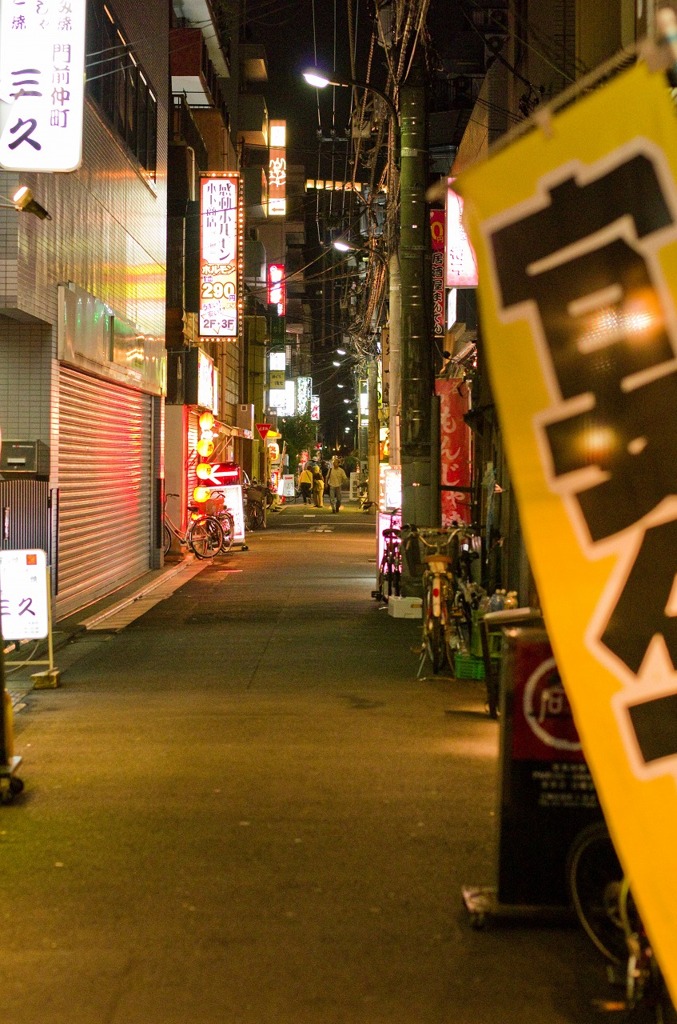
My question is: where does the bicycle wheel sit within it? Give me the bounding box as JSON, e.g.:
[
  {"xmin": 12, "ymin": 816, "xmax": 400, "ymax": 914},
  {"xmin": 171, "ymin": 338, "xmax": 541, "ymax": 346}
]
[
  {"xmin": 219, "ymin": 511, "xmax": 235, "ymax": 551},
  {"xmin": 567, "ymin": 821, "xmax": 626, "ymax": 964},
  {"xmin": 163, "ymin": 523, "xmax": 172, "ymax": 556},
  {"xmin": 429, "ymin": 617, "xmax": 446, "ymax": 673},
  {"xmin": 246, "ymin": 500, "xmax": 264, "ymax": 531},
  {"xmin": 188, "ymin": 515, "xmax": 224, "ymax": 559},
  {"xmin": 392, "ymin": 548, "xmax": 402, "ymax": 596}
]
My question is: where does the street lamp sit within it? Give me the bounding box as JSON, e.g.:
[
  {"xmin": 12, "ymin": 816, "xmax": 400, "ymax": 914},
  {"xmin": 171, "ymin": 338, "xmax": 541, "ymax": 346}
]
[{"xmin": 302, "ymin": 67, "xmax": 400, "ymax": 163}]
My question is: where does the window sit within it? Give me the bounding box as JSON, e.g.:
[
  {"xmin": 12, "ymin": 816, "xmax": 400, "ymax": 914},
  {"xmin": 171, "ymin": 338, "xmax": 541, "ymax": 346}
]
[{"xmin": 85, "ymin": 0, "xmax": 158, "ymax": 178}]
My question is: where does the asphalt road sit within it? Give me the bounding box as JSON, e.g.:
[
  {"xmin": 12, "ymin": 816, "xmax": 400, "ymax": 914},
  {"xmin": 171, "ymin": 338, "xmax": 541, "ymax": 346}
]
[{"xmin": 2, "ymin": 504, "xmax": 608, "ymax": 1023}]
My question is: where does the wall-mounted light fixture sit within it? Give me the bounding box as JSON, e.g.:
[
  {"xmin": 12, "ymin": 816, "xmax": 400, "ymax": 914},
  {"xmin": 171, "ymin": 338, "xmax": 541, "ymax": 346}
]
[{"xmin": 11, "ymin": 187, "xmax": 52, "ymax": 220}]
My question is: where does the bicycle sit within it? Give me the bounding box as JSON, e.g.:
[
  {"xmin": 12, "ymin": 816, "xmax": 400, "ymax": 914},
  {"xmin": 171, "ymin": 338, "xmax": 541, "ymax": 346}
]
[
  {"xmin": 372, "ymin": 509, "xmax": 402, "ymax": 601},
  {"xmin": 163, "ymin": 493, "xmax": 225, "ymax": 560},
  {"xmin": 567, "ymin": 821, "xmax": 676, "ymax": 1021},
  {"xmin": 404, "ymin": 525, "xmax": 474, "ymax": 676},
  {"xmin": 204, "ymin": 491, "xmax": 235, "ymax": 552}
]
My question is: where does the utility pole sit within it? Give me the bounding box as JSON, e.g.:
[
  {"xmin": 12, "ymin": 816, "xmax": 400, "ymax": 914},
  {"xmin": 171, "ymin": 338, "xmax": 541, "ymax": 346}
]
[{"xmin": 399, "ymin": 62, "xmax": 433, "ymax": 535}]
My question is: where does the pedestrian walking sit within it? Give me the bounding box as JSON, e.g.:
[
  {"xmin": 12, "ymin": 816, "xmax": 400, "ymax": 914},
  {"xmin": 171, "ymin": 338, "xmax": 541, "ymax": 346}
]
[
  {"xmin": 325, "ymin": 458, "xmax": 349, "ymax": 513},
  {"xmin": 311, "ymin": 463, "xmax": 325, "ymax": 507},
  {"xmin": 299, "ymin": 464, "xmax": 313, "ymax": 504}
]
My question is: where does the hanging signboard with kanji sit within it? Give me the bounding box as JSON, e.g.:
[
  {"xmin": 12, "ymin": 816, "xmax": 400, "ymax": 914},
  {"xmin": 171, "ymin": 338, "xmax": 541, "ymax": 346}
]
[
  {"xmin": 0, "ymin": 0, "xmax": 87, "ymax": 171},
  {"xmin": 199, "ymin": 173, "xmax": 243, "ymax": 339},
  {"xmin": 456, "ymin": 59, "xmax": 677, "ymax": 997}
]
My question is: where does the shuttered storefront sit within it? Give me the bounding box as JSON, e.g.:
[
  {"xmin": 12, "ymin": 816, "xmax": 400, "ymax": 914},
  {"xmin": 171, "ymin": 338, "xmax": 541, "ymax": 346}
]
[{"xmin": 56, "ymin": 367, "xmax": 152, "ymax": 617}]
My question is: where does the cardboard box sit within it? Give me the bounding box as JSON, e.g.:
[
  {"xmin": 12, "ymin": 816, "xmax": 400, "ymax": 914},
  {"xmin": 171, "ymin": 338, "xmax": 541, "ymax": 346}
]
[{"xmin": 388, "ymin": 595, "xmax": 423, "ymax": 619}]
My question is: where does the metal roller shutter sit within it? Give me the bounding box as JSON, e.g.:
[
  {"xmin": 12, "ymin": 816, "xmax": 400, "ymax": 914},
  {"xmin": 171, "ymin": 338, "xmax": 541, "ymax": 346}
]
[{"xmin": 57, "ymin": 367, "xmax": 152, "ymax": 618}]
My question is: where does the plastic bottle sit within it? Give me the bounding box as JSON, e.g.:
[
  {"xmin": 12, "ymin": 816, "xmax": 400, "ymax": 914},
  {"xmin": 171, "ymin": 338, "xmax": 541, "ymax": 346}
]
[{"xmin": 488, "ymin": 589, "xmax": 505, "ymax": 612}]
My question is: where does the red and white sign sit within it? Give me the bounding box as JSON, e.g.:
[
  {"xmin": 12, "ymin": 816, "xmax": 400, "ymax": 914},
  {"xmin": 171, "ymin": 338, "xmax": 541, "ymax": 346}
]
[
  {"xmin": 200, "ymin": 462, "xmax": 240, "ymax": 488},
  {"xmin": 511, "ymin": 638, "xmax": 584, "ymax": 762},
  {"xmin": 256, "ymin": 422, "xmax": 271, "ymax": 440},
  {"xmin": 446, "ymin": 181, "xmax": 478, "ymax": 288},
  {"xmin": 268, "ymin": 120, "xmax": 287, "ymax": 216},
  {"xmin": 267, "ymin": 263, "xmax": 286, "ymax": 315},
  {"xmin": 0, "ymin": 549, "xmax": 49, "ymax": 640},
  {"xmin": 436, "ymin": 378, "xmax": 472, "ymax": 525},
  {"xmin": 430, "ymin": 210, "xmax": 446, "ymax": 337},
  {"xmin": 199, "ymin": 172, "xmax": 243, "ymax": 339}
]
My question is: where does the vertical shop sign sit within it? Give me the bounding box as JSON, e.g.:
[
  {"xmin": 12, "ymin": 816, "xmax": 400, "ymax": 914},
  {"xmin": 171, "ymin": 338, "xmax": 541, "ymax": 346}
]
[
  {"xmin": 0, "ymin": 0, "xmax": 86, "ymax": 171},
  {"xmin": 435, "ymin": 379, "xmax": 472, "ymax": 525},
  {"xmin": 268, "ymin": 263, "xmax": 286, "ymax": 315},
  {"xmin": 268, "ymin": 120, "xmax": 286, "ymax": 216},
  {"xmin": 199, "ymin": 173, "xmax": 243, "ymax": 339},
  {"xmin": 430, "ymin": 211, "xmax": 446, "ymax": 338},
  {"xmin": 446, "ymin": 181, "xmax": 478, "ymax": 288},
  {"xmin": 456, "ymin": 60, "xmax": 677, "ymax": 996},
  {"xmin": 310, "ymin": 395, "xmax": 320, "ymax": 421},
  {"xmin": 296, "ymin": 376, "xmax": 312, "ymax": 414}
]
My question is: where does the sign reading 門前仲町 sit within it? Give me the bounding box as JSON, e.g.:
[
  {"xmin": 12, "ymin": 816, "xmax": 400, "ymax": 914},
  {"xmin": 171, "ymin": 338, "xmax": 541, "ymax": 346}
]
[{"xmin": 0, "ymin": 0, "xmax": 87, "ymax": 172}]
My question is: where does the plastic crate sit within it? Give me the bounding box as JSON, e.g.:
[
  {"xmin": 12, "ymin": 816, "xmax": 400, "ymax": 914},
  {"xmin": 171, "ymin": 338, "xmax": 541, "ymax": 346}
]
[{"xmin": 454, "ymin": 653, "xmax": 485, "ymax": 680}]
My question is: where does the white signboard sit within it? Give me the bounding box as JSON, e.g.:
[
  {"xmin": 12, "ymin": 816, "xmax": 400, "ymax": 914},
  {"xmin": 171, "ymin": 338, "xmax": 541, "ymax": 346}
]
[
  {"xmin": 212, "ymin": 485, "xmax": 245, "ymax": 543},
  {"xmin": 0, "ymin": 549, "xmax": 49, "ymax": 640},
  {"xmin": 310, "ymin": 395, "xmax": 320, "ymax": 421},
  {"xmin": 199, "ymin": 173, "xmax": 241, "ymax": 339},
  {"xmin": 0, "ymin": 0, "xmax": 86, "ymax": 171}
]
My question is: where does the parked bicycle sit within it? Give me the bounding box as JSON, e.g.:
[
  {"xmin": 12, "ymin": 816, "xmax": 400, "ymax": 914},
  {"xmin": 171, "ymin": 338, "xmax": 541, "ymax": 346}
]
[
  {"xmin": 403, "ymin": 524, "xmax": 475, "ymax": 675},
  {"xmin": 243, "ymin": 481, "xmax": 275, "ymax": 531},
  {"xmin": 567, "ymin": 821, "xmax": 676, "ymax": 1022},
  {"xmin": 204, "ymin": 490, "xmax": 235, "ymax": 552},
  {"xmin": 163, "ymin": 493, "xmax": 225, "ymax": 559},
  {"xmin": 372, "ymin": 509, "xmax": 402, "ymax": 601}
]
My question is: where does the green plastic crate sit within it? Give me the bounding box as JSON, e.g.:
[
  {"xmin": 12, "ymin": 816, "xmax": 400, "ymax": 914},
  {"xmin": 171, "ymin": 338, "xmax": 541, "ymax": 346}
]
[{"xmin": 454, "ymin": 653, "xmax": 485, "ymax": 680}]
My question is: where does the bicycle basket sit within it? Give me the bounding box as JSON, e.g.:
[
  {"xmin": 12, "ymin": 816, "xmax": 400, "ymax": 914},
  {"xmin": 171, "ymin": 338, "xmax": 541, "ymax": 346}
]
[{"xmin": 203, "ymin": 495, "xmax": 224, "ymax": 516}]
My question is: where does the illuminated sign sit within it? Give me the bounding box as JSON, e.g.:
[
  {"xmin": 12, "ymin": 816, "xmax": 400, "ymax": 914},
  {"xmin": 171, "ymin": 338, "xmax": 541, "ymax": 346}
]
[
  {"xmin": 268, "ymin": 119, "xmax": 286, "ymax": 216},
  {"xmin": 269, "ymin": 349, "xmax": 285, "ymax": 389},
  {"xmin": 0, "ymin": 0, "xmax": 86, "ymax": 171},
  {"xmin": 297, "ymin": 376, "xmax": 312, "ymax": 414},
  {"xmin": 446, "ymin": 181, "xmax": 478, "ymax": 288},
  {"xmin": 268, "ymin": 263, "xmax": 286, "ymax": 315},
  {"xmin": 310, "ymin": 395, "xmax": 320, "ymax": 421},
  {"xmin": 199, "ymin": 173, "xmax": 243, "ymax": 339},
  {"xmin": 430, "ymin": 210, "xmax": 446, "ymax": 337}
]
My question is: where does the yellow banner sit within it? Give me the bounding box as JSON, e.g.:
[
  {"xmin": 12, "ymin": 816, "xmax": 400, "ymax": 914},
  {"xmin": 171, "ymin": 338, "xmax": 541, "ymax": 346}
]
[{"xmin": 456, "ymin": 60, "xmax": 677, "ymax": 992}]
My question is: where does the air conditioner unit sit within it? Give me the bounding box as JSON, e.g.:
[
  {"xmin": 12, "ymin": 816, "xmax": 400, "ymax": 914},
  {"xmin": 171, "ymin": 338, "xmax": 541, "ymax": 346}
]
[{"xmin": 236, "ymin": 404, "xmax": 255, "ymax": 433}]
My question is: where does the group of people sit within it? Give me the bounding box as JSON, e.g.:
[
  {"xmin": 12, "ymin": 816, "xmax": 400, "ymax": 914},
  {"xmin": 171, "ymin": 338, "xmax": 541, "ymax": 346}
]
[{"xmin": 298, "ymin": 458, "xmax": 349, "ymax": 513}]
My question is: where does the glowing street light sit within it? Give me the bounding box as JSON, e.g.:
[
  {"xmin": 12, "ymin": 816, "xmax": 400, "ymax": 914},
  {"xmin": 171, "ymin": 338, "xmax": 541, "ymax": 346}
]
[{"xmin": 302, "ymin": 67, "xmax": 400, "ymax": 162}]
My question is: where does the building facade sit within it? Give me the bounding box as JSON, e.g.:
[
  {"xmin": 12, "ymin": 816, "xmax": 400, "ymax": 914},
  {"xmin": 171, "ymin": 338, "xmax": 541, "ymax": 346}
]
[{"xmin": 0, "ymin": 0, "xmax": 169, "ymax": 617}]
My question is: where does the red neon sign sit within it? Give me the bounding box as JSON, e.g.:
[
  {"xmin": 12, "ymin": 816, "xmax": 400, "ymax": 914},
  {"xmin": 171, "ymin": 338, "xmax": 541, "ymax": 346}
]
[{"xmin": 268, "ymin": 263, "xmax": 286, "ymax": 316}]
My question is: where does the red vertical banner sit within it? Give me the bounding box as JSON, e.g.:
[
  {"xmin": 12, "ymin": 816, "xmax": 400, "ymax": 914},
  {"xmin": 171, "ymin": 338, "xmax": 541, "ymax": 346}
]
[
  {"xmin": 436, "ymin": 378, "xmax": 472, "ymax": 525},
  {"xmin": 430, "ymin": 210, "xmax": 445, "ymax": 340}
]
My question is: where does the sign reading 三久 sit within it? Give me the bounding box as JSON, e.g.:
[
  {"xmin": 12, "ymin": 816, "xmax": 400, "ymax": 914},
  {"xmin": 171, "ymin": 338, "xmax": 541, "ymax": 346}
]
[
  {"xmin": 0, "ymin": 549, "xmax": 49, "ymax": 640},
  {"xmin": 0, "ymin": 0, "xmax": 86, "ymax": 171}
]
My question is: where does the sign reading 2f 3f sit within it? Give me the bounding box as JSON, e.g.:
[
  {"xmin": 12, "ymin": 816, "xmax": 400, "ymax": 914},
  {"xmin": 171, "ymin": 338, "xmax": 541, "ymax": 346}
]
[
  {"xmin": 0, "ymin": 0, "xmax": 86, "ymax": 171},
  {"xmin": 199, "ymin": 173, "xmax": 243, "ymax": 340}
]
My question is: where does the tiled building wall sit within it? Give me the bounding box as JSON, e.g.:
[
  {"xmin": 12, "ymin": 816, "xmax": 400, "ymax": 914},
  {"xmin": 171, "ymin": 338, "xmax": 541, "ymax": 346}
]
[
  {"xmin": 0, "ymin": 0, "xmax": 169, "ymax": 467},
  {"xmin": 0, "ymin": 317, "xmax": 53, "ymax": 445}
]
